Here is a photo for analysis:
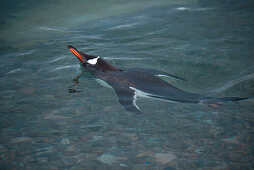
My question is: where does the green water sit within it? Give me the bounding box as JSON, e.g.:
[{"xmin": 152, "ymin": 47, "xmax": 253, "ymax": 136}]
[{"xmin": 0, "ymin": 0, "xmax": 253, "ymax": 169}]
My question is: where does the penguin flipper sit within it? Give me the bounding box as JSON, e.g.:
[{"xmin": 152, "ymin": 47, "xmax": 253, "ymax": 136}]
[
  {"xmin": 154, "ymin": 71, "xmax": 186, "ymax": 81},
  {"xmin": 155, "ymin": 73, "xmax": 186, "ymax": 81},
  {"xmin": 144, "ymin": 68, "xmax": 186, "ymax": 81},
  {"xmin": 113, "ymin": 86, "xmax": 141, "ymax": 114}
]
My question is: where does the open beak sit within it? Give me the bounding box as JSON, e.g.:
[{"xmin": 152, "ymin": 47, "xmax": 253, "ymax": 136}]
[{"xmin": 68, "ymin": 45, "xmax": 85, "ymax": 63}]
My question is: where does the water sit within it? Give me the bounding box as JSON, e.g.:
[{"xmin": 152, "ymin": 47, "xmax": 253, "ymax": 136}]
[{"xmin": 0, "ymin": 0, "xmax": 254, "ymax": 169}]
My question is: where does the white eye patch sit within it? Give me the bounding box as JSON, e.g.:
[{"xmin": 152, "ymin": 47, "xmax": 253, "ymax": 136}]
[{"xmin": 87, "ymin": 56, "xmax": 100, "ymax": 65}]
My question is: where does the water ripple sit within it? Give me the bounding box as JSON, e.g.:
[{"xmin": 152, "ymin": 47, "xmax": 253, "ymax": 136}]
[
  {"xmin": 7, "ymin": 68, "xmax": 23, "ymax": 74},
  {"xmin": 47, "ymin": 64, "xmax": 80, "ymax": 72},
  {"xmin": 106, "ymin": 22, "xmax": 138, "ymax": 30},
  {"xmin": 207, "ymin": 67, "xmax": 254, "ymax": 95},
  {"xmin": 20, "ymin": 49, "xmax": 37, "ymax": 56},
  {"xmin": 45, "ymin": 55, "xmax": 69, "ymax": 63},
  {"xmin": 175, "ymin": 7, "xmax": 215, "ymax": 11},
  {"xmin": 37, "ymin": 26, "xmax": 83, "ymax": 33}
]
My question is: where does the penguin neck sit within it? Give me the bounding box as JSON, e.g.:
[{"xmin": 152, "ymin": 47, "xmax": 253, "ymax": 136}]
[
  {"xmin": 82, "ymin": 58, "xmax": 122, "ymax": 72},
  {"xmin": 97, "ymin": 58, "xmax": 123, "ymax": 71}
]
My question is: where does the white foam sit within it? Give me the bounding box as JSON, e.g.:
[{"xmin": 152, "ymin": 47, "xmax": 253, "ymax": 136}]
[
  {"xmin": 20, "ymin": 50, "xmax": 37, "ymax": 56},
  {"xmin": 176, "ymin": 7, "xmax": 190, "ymax": 11},
  {"xmin": 46, "ymin": 55, "xmax": 69, "ymax": 63},
  {"xmin": 46, "ymin": 76, "xmax": 70, "ymax": 81},
  {"xmin": 106, "ymin": 23, "xmax": 138, "ymax": 30},
  {"xmin": 176, "ymin": 7, "xmax": 214, "ymax": 11},
  {"xmin": 7, "ymin": 68, "xmax": 22, "ymax": 74},
  {"xmin": 54, "ymin": 65, "xmax": 77, "ymax": 70},
  {"xmin": 194, "ymin": 8, "xmax": 214, "ymax": 11},
  {"xmin": 48, "ymin": 64, "xmax": 79, "ymax": 72},
  {"xmin": 38, "ymin": 26, "xmax": 82, "ymax": 33}
]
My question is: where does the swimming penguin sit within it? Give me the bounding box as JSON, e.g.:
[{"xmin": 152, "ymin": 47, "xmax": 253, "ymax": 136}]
[{"xmin": 68, "ymin": 45, "xmax": 247, "ymax": 114}]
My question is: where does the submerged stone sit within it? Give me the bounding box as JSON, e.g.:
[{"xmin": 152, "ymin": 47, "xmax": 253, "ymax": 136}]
[
  {"xmin": 222, "ymin": 137, "xmax": 240, "ymax": 144},
  {"xmin": 65, "ymin": 145, "xmax": 77, "ymax": 152},
  {"xmin": 88, "ymin": 135, "xmax": 103, "ymax": 142},
  {"xmin": 0, "ymin": 118, "xmax": 12, "ymax": 128},
  {"xmin": 11, "ymin": 137, "xmax": 33, "ymax": 144},
  {"xmin": 119, "ymin": 163, "xmax": 128, "ymax": 167},
  {"xmin": 44, "ymin": 114, "xmax": 69, "ymax": 120},
  {"xmin": 0, "ymin": 144, "xmax": 8, "ymax": 153},
  {"xmin": 61, "ymin": 138, "xmax": 71, "ymax": 144},
  {"xmin": 154, "ymin": 153, "xmax": 177, "ymax": 165},
  {"xmin": 42, "ymin": 94, "xmax": 57, "ymax": 100},
  {"xmin": 97, "ymin": 154, "xmax": 117, "ymax": 165},
  {"xmin": 136, "ymin": 152, "xmax": 153, "ymax": 158},
  {"xmin": 37, "ymin": 157, "xmax": 48, "ymax": 163}
]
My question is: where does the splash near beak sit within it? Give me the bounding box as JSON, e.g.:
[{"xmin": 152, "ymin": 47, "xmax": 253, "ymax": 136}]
[{"xmin": 68, "ymin": 45, "xmax": 85, "ymax": 63}]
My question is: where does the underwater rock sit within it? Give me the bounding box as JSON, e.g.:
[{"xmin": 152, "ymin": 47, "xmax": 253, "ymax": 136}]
[
  {"xmin": 35, "ymin": 146, "xmax": 56, "ymax": 156},
  {"xmin": 154, "ymin": 153, "xmax": 177, "ymax": 165},
  {"xmin": 85, "ymin": 125, "xmax": 105, "ymax": 132},
  {"xmin": 97, "ymin": 154, "xmax": 117, "ymax": 165},
  {"xmin": 20, "ymin": 87, "xmax": 35, "ymax": 94},
  {"xmin": 42, "ymin": 94, "xmax": 57, "ymax": 100},
  {"xmin": 44, "ymin": 114, "xmax": 70, "ymax": 120},
  {"xmin": 65, "ymin": 145, "xmax": 77, "ymax": 152},
  {"xmin": 136, "ymin": 152, "xmax": 153, "ymax": 158},
  {"xmin": 119, "ymin": 163, "xmax": 128, "ymax": 167},
  {"xmin": 88, "ymin": 135, "xmax": 103, "ymax": 142},
  {"xmin": 37, "ymin": 157, "xmax": 48, "ymax": 163},
  {"xmin": 11, "ymin": 137, "xmax": 33, "ymax": 144},
  {"xmin": 0, "ymin": 144, "xmax": 8, "ymax": 153},
  {"xmin": 61, "ymin": 138, "xmax": 71, "ymax": 144},
  {"xmin": 222, "ymin": 137, "xmax": 240, "ymax": 144},
  {"xmin": 0, "ymin": 118, "xmax": 12, "ymax": 128}
]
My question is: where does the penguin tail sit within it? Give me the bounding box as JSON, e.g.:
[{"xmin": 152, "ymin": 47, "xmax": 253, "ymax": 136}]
[{"xmin": 202, "ymin": 97, "xmax": 248, "ymax": 108}]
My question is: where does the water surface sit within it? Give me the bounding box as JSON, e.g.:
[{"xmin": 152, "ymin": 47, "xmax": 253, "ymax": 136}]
[{"xmin": 0, "ymin": 0, "xmax": 253, "ymax": 169}]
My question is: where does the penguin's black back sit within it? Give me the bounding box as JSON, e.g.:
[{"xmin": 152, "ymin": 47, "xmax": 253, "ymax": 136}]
[{"xmin": 96, "ymin": 68, "xmax": 202, "ymax": 103}]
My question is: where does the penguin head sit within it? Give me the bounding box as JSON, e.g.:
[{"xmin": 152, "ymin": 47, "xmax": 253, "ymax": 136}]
[
  {"xmin": 68, "ymin": 45, "xmax": 98, "ymax": 64},
  {"xmin": 68, "ymin": 45, "xmax": 122, "ymax": 71}
]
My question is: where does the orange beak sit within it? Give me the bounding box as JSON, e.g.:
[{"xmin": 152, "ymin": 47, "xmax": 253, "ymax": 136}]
[{"xmin": 68, "ymin": 45, "xmax": 85, "ymax": 63}]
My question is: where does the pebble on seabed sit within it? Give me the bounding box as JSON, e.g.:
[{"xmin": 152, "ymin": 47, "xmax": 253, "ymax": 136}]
[
  {"xmin": 37, "ymin": 157, "xmax": 48, "ymax": 163},
  {"xmin": 11, "ymin": 137, "xmax": 33, "ymax": 144},
  {"xmin": 97, "ymin": 154, "xmax": 117, "ymax": 165},
  {"xmin": 65, "ymin": 145, "xmax": 77, "ymax": 152},
  {"xmin": 0, "ymin": 144, "xmax": 8, "ymax": 153},
  {"xmin": 154, "ymin": 153, "xmax": 177, "ymax": 165},
  {"xmin": 61, "ymin": 138, "xmax": 71, "ymax": 144}
]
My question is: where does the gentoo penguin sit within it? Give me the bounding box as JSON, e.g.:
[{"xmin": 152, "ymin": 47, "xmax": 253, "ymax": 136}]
[{"xmin": 68, "ymin": 45, "xmax": 247, "ymax": 114}]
